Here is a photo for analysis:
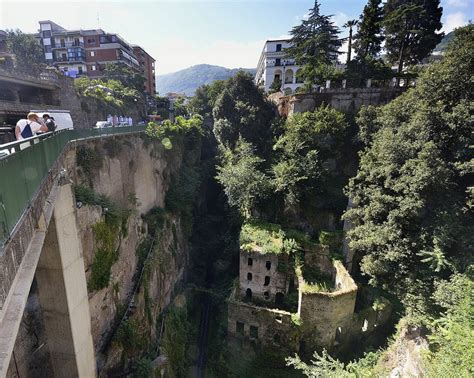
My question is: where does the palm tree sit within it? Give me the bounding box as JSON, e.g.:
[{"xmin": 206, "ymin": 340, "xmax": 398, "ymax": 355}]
[{"xmin": 344, "ymin": 20, "xmax": 358, "ymax": 64}]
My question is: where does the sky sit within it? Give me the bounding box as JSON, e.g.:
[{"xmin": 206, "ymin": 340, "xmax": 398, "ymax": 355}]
[{"xmin": 0, "ymin": 0, "xmax": 472, "ymax": 75}]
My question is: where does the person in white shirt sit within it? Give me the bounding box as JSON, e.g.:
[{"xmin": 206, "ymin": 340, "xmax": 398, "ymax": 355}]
[{"xmin": 15, "ymin": 113, "xmax": 48, "ymax": 140}]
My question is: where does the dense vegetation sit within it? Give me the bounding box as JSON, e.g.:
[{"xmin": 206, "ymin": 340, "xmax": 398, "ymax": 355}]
[
  {"xmin": 345, "ymin": 25, "xmax": 473, "ymax": 315},
  {"xmin": 288, "ymin": 0, "xmax": 444, "ymax": 90}
]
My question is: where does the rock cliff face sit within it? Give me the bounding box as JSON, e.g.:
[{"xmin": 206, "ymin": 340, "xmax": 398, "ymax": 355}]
[{"xmin": 7, "ymin": 132, "xmax": 194, "ymax": 376}]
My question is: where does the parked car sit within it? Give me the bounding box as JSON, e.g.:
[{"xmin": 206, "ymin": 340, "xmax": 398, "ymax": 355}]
[{"xmin": 94, "ymin": 121, "xmax": 112, "ymax": 129}]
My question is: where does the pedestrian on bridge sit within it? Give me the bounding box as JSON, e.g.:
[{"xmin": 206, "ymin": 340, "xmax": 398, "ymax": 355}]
[{"xmin": 15, "ymin": 113, "xmax": 48, "ymax": 140}]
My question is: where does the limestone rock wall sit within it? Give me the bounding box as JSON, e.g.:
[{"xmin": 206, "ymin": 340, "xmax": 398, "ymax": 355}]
[{"xmin": 277, "ymin": 88, "xmax": 404, "ymax": 117}]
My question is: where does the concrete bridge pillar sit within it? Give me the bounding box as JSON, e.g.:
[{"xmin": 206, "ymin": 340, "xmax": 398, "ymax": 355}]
[{"xmin": 35, "ymin": 182, "xmax": 96, "ymax": 377}]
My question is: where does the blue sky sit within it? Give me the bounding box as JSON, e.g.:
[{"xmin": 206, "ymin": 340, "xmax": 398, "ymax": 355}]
[{"xmin": 0, "ymin": 0, "xmax": 472, "ymax": 74}]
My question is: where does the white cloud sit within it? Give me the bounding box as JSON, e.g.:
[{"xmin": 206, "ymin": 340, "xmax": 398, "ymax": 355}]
[
  {"xmin": 332, "ymin": 12, "xmax": 350, "ymax": 28},
  {"xmin": 443, "ymin": 12, "xmax": 469, "ymax": 32},
  {"xmin": 447, "ymin": 0, "xmax": 469, "ymax": 7}
]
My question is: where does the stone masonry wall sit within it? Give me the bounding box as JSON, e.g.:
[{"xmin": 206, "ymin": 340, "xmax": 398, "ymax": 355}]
[
  {"xmin": 298, "ymin": 261, "xmax": 357, "ymax": 349},
  {"xmin": 227, "ymin": 295, "xmax": 299, "ymax": 351},
  {"xmin": 276, "ymin": 88, "xmax": 404, "ymax": 117},
  {"xmin": 239, "ymin": 251, "xmax": 289, "ymax": 302}
]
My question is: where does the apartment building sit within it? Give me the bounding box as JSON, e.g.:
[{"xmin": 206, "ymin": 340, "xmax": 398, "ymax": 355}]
[
  {"xmin": 255, "ymin": 39, "xmax": 303, "ymax": 95},
  {"xmin": 37, "ymin": 21, "xmax": 155, "ymax": 94},
  {"xmin": 132, "ymin": 45, "xmax": 156, "ymax": 95}
]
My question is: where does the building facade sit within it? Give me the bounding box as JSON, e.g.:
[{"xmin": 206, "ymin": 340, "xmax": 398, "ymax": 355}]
[
  {"xmin": 132, "ymin": 45, "xmax": 156, "ymax": 96},
  {"xmin": 255, "ymin": 39, "xmax": 303, "ymax": 95},
  {"xmin": 37, "ymin": 21, "xmax": 155, "ymax": 94}
]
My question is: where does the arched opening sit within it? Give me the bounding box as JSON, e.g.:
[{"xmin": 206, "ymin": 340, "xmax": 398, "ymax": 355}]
[
  {"xmin": 247, "ymin": 272, "xmax": 252, "ymax": 281},
  {"xmin": 264, "ymin": 276, "xmax": 270, "ymax": 286},
  {"xmin": 284, "ymin": 69, "xmax": 294, "ymax": 84},
  {"xmin": 245, "ymin": 288, "xmax": 252, "ymax": 300},
  {"xmin": 248, "ymin": 257, "xmax": 253, "ymax": 266},
  {"xmin": 273, "ymin": 69, "xmax": 282, "ymax": 82},
  {"xmin": 264, "ymin": 291, "xmax": 270, "ymax": 300},
  {"xmin": 266, "ymin": 261, "xmax": 271, "ymax": 270},
  {"xmin": 275, "ymin": 292, "xmax": 284, "ymax": 307},
  {"xmin": 273, "ymin": 334, "xmax": 281, "ymax": 343}
]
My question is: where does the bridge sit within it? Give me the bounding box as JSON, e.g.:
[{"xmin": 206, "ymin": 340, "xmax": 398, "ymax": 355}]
[{"xmin": 0, "ymin": 126, "xmax": 146, "ymax": 376}]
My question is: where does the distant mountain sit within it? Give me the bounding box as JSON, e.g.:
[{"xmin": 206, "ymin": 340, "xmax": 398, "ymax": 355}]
[
  {"xmin": 434, "ymin": 31, "xmax": 454, "ymax": 53},
  {"xmin": 156, "ymin": 64, "xmax": 256, "ymax": 96}
]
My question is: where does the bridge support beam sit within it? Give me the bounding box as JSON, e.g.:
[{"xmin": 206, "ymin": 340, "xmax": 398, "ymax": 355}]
[{"xmin": 35, "ymin": 182, "xmax": 96, "ymax": 377}]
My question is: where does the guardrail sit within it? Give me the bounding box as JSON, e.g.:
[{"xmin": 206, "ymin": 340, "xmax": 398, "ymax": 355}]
[{"xmin": 0, "ymin": 125, "xmax": 147, "ymax": 246}]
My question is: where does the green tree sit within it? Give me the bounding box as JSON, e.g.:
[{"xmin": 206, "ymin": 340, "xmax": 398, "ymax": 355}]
[
  {"xmin": 187, "ymin": 80, "xmax": 225, "ymax": 120},
  {"xmin": 353, "ymin": 0, "xmax": 384, "ymax": 59},
  {"xmin": 425, "ymin": 271, "xmax": 474, "ymax": 377},
  {"xmin": 212, "ymin": 71, "xmax": 278, "ymax": 159},
  {"xmin": 383, "ymin": 0, "xmax": 443, "ymax": 75},
  {"xmin": 273, "ymin": 106, "xmax": 349, "ymax": 209},
  {"xmin": 216, "ymin": 137, "xmax": 271, "ymax": 218},
  {"xmin": 344, "ymin": 25, "xmax": 473, "ymax": 311},
  {"xmin": 343, "ymin": 20, "xmax": 358, "ymax": 64},
  {"xmin": 5, "ymin": 29, "xmax": 44, "ymax": 72},
  {"xmin": 269, "ymin": 77, "xmax": 282, "ymax": 94},
  {"xmin": 103, "ymin": 62, "xmax": 146, "ymax": 92},
  {"xmin": 287, "ymin": 0, "xmax": 342, "ymax": 87}
]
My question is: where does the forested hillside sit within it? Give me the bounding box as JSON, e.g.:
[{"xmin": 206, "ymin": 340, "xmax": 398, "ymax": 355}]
[{"xmin": 156, "ymin": 64, "xmax": 256, "ymax": 96}]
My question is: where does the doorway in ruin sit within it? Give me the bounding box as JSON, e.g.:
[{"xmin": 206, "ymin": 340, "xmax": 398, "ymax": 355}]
[{"xmin": 275, "ymin": 292, "xmax": 284, "ymax": 307}]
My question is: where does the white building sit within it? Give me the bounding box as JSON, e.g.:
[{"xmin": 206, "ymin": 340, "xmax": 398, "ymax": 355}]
[{"xmin": 255, "ymin": 39, "xmax": 303, "ymax": 95}]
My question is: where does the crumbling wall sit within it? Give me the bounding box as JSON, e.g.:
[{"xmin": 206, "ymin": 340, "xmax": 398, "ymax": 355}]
[
  {"xmin": 277, "ymin": 88, "xmax": 404, "ymax": 117},
  {"xmin": 299, "ymin": 261, "xmax": 357, "ymax": 349},
  {"xmin": 227, "ymin": 296, "xmax": 299, "ymax": 351},
  {"xmin": 239, "ymin": 251, "xmax": 289, "ymax": 302}
]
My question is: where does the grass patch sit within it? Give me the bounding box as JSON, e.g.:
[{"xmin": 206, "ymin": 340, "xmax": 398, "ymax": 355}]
[
  {"xmin": 240, "ymin": 221, "xmax": 317, "ymax": 255},
  {"xmin": 89, "ymin": 220, "xmax": 120, "ymax": 291},
  {"xmin": 76, "ymin": 145, "xmax": 103, "ymax": 175}
]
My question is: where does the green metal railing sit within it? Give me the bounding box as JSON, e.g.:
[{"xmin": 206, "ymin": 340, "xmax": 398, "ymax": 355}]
[{"xmin": 0, "ymin": 126, "xmax": 146, "ymax": 246}]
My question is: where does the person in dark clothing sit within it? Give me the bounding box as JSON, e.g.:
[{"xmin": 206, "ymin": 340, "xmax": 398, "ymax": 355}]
[{"xmin": 42, "ymin": 113, "xmax": 57, "ymax": 132}]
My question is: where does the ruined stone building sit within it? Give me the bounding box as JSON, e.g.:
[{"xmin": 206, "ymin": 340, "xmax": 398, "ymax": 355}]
[{"xmin": 227, "ymin": 222, "xmax": 392, "ymax": 355}]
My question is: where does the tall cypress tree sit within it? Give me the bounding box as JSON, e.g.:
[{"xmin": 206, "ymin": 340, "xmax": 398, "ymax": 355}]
[
  {"xmin": 287, "ymin": 0, "xmax": 342, "ymax": 87},
  {"xmin": 384, "ymin": 0, "xmax": 443, "ymax": 74},
  {"xmin": 353, "ymin": 0, "xmax": 384, "ymax": 59}
]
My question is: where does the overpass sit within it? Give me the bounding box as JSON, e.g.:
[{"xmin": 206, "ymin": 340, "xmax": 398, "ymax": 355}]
[{"xmin": 0, "ymin": 126, "xmax": 146, "ymax": 377}]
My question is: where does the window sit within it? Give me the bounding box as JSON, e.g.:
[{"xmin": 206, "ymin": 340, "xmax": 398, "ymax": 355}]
[
  {"xmin": 87, "ymin": 38, "xmax": 96, "ymax": 44},
  {"xmin": 275, "ymin": 58, "xmax": 281, "ymax": 66},
  {"xmin": 60, "ymin": 39, "xmax": 65, "ymax": 47},
  {"xmin": 264, "ymin": 276, "xmax": 270, "ymax": 286},
  {"xmin": 274, "ymin": 74, "xmax": 281, "ymax": 80},
  {"xmin": 236, "ymin": 321, "xmax": 244, "ymax": 335},
  {"xmin": 91, "ymin": 65, "xmax": 96, "ymax": 71},
  {"xmin": 44, "ymin": 45, "xmax": 52, "ymax": 53},
  {"xmin": 247, "ymin": 272, "xmax": 252, "ymax": 281},
  {"xmin": 43, "ymin": 30, "xmax": 51, "ymax": 38},
  {"xmin": 245, "ymin": 288, "xmax": 252, "ymax": 300},
  {"xmin": 250, "ymin": 325, "xmax": 258, "ymax": 339},
  {"xmin": 90, "ymin": 51, "xmax": 95, "ymax": 57},
  {"xmin": 248, "ymin": 258, "xmax": 253, "ymax": 266},
  {"xmin": 276, "ymin": 43, "xmax": 282, "ymax": 52},
  {"xmin": 335, "ymin": 327, "xmax": 342, "ymax": 343},
  {"xmin": 266, "ymin": 261, "xmax": 271, "ymax": 270},
  {"xmin": 264, "ymin": 291, "xmax": 269, "ymax": 299},
  {"xmin": 78, "ymin": 66, "xmax": 83, "ymax": 74}
]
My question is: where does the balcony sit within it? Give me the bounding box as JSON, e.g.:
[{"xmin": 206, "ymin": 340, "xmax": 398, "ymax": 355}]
[{"xmin": 52, "ymin": 41, "xmax": 84, "ymax": 49}]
